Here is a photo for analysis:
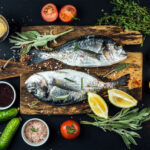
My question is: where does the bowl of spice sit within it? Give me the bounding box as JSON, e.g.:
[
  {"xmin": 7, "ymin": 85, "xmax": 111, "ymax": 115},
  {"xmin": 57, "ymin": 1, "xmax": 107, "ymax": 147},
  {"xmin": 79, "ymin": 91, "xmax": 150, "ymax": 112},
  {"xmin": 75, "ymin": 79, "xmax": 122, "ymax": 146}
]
[
  {"xmin": 0, "ymin": 81, "xmax": 16, "ymax": 110},
  {"xmin": 21, "ymin": 118, "xmax": 49, "ymax": 147},
  {"xmin": 0, "ymin": 15, "xmax": 9, "ymax": 42}
]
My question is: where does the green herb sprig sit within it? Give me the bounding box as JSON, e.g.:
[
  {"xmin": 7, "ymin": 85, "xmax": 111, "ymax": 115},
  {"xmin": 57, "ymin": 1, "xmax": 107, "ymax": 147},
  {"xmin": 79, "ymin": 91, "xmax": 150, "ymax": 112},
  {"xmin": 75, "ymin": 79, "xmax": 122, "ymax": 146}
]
[
  {"xmin": 74, "ymin": 42, "xmax": 80, "ymax": 51},
  {"xmin": 55, "ymin": 94, "xmax": 70, "ymax": 100},
  {"xmin": 104, "ymin": 63, "xmax": 130, "ymax": 77},
  {"xmin": 81, "ymin": 108, "xmax": 150, "ymax": 149},
  {"xmin": 81, "ymin": 77, "xmax": 84, "ymax": 90},
  {"xmin": 64, "ymin": 78, "xmax": 76, "ymax": 83},
  {"xmin": 9, "ymin": 28, "xmax": 74, "ymax": 55},
  {"xmin": 97, "ymin": 0, "xmax": 150, "ymax": 39},
  {"xmin": 30, "ymin": 127, "xmax": 39, "ymax": 132},
  {"xmin": 28, "ymin": 101, "xmax": 40, "ymax": 108}
]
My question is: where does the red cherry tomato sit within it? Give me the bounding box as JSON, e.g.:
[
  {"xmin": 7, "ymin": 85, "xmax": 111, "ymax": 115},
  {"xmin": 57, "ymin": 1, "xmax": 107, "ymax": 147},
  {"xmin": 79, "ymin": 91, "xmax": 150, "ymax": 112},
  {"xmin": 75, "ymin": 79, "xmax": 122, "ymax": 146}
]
[
  {"xmin": 59, "ymin": 5, "xmax": 77, "ymax": 23},
  {"xmin": 60, "ymin": 120, "xmax": 80, "ymax": 140},
  {"xmin": 41, "ymin": 3, "xmax": 58, "ymax": 22}
]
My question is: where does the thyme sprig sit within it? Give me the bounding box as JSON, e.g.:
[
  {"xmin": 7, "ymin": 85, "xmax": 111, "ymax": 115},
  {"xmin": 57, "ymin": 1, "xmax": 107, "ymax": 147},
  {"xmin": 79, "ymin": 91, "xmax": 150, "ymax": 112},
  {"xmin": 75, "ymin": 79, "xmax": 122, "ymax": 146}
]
[
  {"xmin": 81, "ymin": 108, "xmax": 150, "ymax": 149},
  {"xmin": 9, "ymin": 28, "xmax": 74, "ymax": 55},
  {"xmin": 97, "ymin": 0, "xmax": 150, "ymax": 37}
]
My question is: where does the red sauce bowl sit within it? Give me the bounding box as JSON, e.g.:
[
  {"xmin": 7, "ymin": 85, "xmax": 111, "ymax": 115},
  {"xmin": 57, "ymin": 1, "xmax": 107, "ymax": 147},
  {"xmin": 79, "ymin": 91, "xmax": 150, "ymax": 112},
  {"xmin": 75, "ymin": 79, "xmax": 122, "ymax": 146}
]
[{"xmin": 0, "ymin": 81, "xmax": 16, "ymax": 110}]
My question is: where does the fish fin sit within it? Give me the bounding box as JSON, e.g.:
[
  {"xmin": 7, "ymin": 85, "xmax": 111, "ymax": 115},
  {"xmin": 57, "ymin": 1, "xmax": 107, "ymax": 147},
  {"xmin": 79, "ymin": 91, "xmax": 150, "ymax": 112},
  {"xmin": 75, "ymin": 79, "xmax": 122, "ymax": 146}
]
[{"xmin": 114, "ymin": 74, "xmax": 130, "ymax": 88}]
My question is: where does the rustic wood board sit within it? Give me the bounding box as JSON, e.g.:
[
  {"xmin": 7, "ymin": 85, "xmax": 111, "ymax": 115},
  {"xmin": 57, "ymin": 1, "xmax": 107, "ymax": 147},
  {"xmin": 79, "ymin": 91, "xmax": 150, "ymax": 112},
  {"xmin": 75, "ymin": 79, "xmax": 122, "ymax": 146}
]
[
  {"xmin": 0, "ymin": 25, "xmax": 143, "ymax": 115},
  {"xmin": 21, "ymin": 25, "xmax": 143, "ymax": 46},
  {"xmin": 20, "ymin": 52, "xmax": 142, "ymax": 115},
  {"xmin": 0, "ymin": 59, "xmax": 32, "ymax": 80}
]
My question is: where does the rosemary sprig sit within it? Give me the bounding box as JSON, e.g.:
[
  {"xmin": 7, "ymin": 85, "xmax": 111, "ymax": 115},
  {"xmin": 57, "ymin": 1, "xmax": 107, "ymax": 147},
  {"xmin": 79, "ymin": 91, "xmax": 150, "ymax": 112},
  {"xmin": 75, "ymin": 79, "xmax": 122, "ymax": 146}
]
[
  {"xmin": 97, "ymin": 0, "xmax": 150, "ymax": 40},
  {"xmin": 74, "ymin": 42, "xmax": 80, "ymax": 51},
  {"xmin": 55, "ymin": 94, "xmax": 70, "ymax": 100},
  {"xmin": 104, "ymin": 63, "xmax": 130, "ymax": 77},
  {"xmin": 28, "ymin": 101, "xmax": 40, "ymax": 108},
  {"xmin": 81, "ymin": 108, "xmax": 150, "ymax": 149},
  {"xmin": 30, "ymin": 127, "xmax": 39, "ymax": 132},
  {"xmin": 81, "ymin": 77, "xmax": 84, "ymax": 90},
  {"xmin": 9, "ymin": 28, "xmax": 74, "ymax": 55},
  {"xmin": 64, "ymin": 78, "xmax": 76, "ymax": 83}
]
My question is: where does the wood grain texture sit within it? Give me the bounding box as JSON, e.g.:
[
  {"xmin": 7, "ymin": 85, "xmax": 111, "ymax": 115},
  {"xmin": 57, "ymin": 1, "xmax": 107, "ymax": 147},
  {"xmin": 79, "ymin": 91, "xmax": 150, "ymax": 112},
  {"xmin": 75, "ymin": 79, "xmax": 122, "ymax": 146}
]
[
  {"xmin": 0, "ymin": 59, "xmax": 32, "ymax": 80},
  {"xmin": 21, "ymin": 25, "xmax": 143, "ymax": 46},
  {"xmin": 20, "ymin": 52, "xmax": 142, "ymax": 115}
]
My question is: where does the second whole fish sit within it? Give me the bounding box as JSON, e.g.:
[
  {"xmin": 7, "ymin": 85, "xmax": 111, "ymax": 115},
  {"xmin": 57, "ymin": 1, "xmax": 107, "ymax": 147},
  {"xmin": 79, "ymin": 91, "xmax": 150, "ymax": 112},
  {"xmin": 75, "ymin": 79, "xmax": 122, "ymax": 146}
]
[
  {"xmin": 28, "ymin": 35, "xmax": 127, "ymax": 67},
  {"xmin": 25, "ymin": 69, "xmax": 129, "ymax": 105}
]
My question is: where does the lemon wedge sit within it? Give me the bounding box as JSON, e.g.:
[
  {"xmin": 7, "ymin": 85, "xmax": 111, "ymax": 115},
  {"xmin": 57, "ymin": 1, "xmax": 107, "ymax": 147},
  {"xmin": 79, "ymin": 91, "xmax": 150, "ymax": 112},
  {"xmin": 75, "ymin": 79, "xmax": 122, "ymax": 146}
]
[
  {"xmin": 88, "ymin": 92, "xmax": 108, "ymax": 119},
  {"xmin": 108, "ymin": 89, "xmax": 137, "ymax": 108}
]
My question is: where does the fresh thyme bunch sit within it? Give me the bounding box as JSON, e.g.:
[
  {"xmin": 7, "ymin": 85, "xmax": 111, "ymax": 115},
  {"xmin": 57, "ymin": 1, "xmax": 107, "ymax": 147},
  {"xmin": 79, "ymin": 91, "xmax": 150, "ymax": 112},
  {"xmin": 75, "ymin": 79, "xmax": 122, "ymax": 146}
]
[
  {"xmin": 81, "ymin": 108, "xmax": 150, "ymax": 149},
  {"xmin": 98, "ymin": 0, "xmax": 150, "ymax": 36}
]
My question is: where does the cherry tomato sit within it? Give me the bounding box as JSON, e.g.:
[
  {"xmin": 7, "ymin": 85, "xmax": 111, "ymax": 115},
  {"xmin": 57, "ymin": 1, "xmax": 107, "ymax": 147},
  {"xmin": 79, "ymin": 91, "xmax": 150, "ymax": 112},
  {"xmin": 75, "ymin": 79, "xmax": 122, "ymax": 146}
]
[
  {"xmin": 60, "ymin": 120, "xmax": 80, "ymax": 140},
  {"xmin": 41, "ymin": 3, "xmax": 58, "ymax": 22},
  {"xmin": 59, "ymin": 5, "xmax": 77, "ymax": 23}
]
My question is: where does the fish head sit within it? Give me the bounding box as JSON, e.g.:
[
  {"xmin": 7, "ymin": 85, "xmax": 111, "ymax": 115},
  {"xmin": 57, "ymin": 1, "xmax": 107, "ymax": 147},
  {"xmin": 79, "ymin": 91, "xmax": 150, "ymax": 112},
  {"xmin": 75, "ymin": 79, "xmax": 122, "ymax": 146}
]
[
  {"xmin": 103, "ymin": 41, "xmax": 127, "ymax": 64},
  {"xmin": 25, "ymin": 74, "xmax": 48, "ymax": 99}
]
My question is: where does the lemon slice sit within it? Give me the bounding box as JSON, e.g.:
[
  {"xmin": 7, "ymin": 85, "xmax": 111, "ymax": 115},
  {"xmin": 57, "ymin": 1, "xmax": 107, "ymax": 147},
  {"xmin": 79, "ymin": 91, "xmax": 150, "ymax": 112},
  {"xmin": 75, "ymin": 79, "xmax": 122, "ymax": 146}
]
[
  {"xmin": 108, "ymin": 89, "xmax": 137, "ymax": 108},
  {"xmin": 88, "ymin": 92, "xmax": 108, "ymax": 119}
]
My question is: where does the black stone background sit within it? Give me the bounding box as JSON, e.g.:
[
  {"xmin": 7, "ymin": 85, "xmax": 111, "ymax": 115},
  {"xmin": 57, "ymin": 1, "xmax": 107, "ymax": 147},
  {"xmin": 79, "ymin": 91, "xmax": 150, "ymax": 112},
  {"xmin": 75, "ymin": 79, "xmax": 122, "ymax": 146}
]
[{"xmin": 0, "ymin": 0, "xmax": 150, "ymax": 150}]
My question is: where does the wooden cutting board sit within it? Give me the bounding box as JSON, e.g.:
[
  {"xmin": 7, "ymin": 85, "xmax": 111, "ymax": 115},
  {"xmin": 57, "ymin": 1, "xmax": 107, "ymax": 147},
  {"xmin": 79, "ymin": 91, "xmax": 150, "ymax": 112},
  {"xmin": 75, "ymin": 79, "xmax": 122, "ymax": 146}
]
[{"xmin": 0, "ymin": 25, "xmax": 143, "ymax": 115}]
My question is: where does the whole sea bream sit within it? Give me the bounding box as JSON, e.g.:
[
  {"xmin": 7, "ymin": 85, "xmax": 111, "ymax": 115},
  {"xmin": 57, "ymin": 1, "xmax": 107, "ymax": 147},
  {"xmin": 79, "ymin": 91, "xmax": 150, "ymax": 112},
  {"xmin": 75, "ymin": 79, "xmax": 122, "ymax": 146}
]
[
  {"xmin": 28, "ymin": 35, "xmax": 127, "ymax": 67},
  {"xmin": 25, "ymin": 69, "xmax": 129, "ymax": 105}
]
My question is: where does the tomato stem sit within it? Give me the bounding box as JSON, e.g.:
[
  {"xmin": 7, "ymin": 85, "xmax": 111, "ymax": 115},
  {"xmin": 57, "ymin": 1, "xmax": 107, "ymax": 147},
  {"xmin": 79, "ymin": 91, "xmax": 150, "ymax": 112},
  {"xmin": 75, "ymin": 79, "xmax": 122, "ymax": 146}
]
[{"xmin": 66, "ymin": 122, "xmax": 76, "ymax": 134}]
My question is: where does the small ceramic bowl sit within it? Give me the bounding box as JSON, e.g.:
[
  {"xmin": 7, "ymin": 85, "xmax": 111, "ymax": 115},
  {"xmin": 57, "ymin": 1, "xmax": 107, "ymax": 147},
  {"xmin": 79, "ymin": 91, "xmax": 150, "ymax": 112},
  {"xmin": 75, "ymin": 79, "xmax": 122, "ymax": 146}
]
[
  {"xmin": 0, "ymin": 81, "xmax": 16, "ymax": 110},
  {"xmin": 21, "ymin": 118, "xmax": 50, "ymax": 147},
  {"xmin": 0, "ymin": 15, "xmax": 9, "ymax": 42}
]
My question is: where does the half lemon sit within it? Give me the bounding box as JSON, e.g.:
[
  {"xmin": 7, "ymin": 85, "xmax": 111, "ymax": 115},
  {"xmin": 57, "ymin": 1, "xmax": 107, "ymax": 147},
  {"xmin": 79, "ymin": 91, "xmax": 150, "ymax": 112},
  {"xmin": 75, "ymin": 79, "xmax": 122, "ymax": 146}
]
[
  {"xmin": 88, "ymin": 92, "xmax": 108, "ymax": 119},
  {"xmin": 108, "ymin": 89, "xmax": 138, "ymax": 108}
]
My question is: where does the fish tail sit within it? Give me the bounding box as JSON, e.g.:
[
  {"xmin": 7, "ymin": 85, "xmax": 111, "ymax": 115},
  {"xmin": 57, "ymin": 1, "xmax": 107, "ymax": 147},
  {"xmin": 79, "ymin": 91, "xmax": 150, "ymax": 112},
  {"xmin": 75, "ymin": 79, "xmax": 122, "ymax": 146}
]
[
  {"xmin": 113, "ymin": 74, "xmax": 130, "ymax": 88},
  {"xmin": 27, "ymin": 49, "xmax": 52, "ymax": 65}
]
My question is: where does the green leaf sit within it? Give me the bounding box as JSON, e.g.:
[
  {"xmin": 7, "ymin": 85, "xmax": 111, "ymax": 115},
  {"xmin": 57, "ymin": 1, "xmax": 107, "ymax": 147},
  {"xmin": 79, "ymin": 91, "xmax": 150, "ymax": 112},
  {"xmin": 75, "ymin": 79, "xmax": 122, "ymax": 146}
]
[
  {"xmin": 32, "ymin": 40, "xmax": 48, "ymax": 47},
  {"xmin": 15, "ymin": 32, "xmax": 28, "ymax": 40},
  {"xmin": 74, "ymin": 42, "xmax": 80, "ymax": 51},
  {"xmin": 30, "ymin": 127, "xmax": 39, "ymax": 132},
  {"xmin": 128, "ymin": 135, "xmax": 137, "ymax": 145},
  {"xmin": 21, "ymin": 31, "xmax": 40, "ymax": 40},
  {"xmin": 10, "ymin": 45, "xmax": 21, "ymax": 49},
  {"xmin": 55, "ymin": 94, "xmax": 69, "ymax": 100},
  {"xmin": 64, "ymin": 78, "xmax": 76, "ymax": 83},
  {"xmin": 81, "ymin": 77, "xmax": 84, "ymax": 90},
  {"xmin": 28, "ymin": 101, "xmax": 40, "ymax": 108},
  {"xmin": 20, "ymin": 45, "xmax": 32, "ymax": 55}
]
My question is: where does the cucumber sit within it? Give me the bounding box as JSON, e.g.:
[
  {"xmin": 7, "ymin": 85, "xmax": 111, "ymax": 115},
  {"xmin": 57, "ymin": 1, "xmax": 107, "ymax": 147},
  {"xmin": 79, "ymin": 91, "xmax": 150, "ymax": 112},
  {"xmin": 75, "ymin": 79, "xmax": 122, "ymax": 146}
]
[
  {"xmin": 0, "ymin": 117, "xmax": 21, "ymax": 150},
  {"xmin": 0, "ymin": 108, "xmax": 19, "ymax": 123}
]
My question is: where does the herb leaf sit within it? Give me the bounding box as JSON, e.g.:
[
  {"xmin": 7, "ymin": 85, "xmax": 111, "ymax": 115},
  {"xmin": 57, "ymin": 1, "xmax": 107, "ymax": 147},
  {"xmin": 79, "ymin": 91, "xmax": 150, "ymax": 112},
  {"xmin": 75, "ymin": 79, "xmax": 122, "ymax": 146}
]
[
  {"xmin": 81, "ymin": 108, "xmax": 150, "ymax": 149},
  {"xmin": 55, "ymin": 94, "xmax": 69, "ymax": 100},
  {"xmin": 9, "ymin": 28, "xmax": 74, "ymax": 55},
  {"xmin": 74, "ymin": 42, "xmax": 80, "ymax": 51},
  {"xmin": 30, "ymin": 127, "xmax": 39, "ymax": 132},
  {"xmin": 104, "ymin": 63, "xmax": 130, "ymax": 77},
  {"xmin": 81, "ymin": 77, "xmax": 84, "ymax": 90},
  {"xmin": 28, "ymin": 101, "xmax": 40, "ymax": 108},
  {"xmin": 97, "ymin": 0, "xmax": 150, "ymax": 43},
  {"xmin": 64, "ymin": 78, "xmax": 76, "ymax": 83}
]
